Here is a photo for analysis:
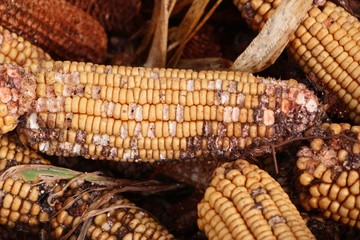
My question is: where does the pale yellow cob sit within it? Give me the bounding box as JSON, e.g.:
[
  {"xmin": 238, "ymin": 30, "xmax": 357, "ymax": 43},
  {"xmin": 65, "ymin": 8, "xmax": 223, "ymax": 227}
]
[
  {"xmin": 234, "ymin": 1, "xmax": 360, "ymax": 123},
  {"xmin": 5, "ymin": 60, "xmax": 325, "ymax": 162},
  {"xmin": 198, "ymin": 159, "xmax": 316, "ymax": 240}
]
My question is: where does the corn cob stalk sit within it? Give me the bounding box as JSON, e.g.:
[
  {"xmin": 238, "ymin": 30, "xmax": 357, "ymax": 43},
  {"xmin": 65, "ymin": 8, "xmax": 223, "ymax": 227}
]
[
  {"xmin": 198, "ymin": 159, "xmax": 316, "ymax": 239},
  {"xmin": 0, "ymin": 0, "xmax": 107, "ymax": 63},
  {"xmin": 4, "ymin": 60, "xmax": 324, "ymax": 162},
  {"xmin": 0, "ymin": 134, "xmax": 174, "ymax": 239},
  {"xmin": 0, "ymin": 25, "xmax": 51, "ymax": 67},
  {"xmin": 297, "ymin": 123, "xmax": 360, "ymax": 228},
  {"xmin": 234, "ymin": 1, "xmax": 360, "ymax": 123}
]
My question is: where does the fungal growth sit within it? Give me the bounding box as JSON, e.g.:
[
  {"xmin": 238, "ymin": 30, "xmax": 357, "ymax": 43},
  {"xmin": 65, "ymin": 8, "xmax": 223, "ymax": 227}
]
[
  {"xmin": 297, "ymin": 123, "xmax": 360, "ymax": 228},
  {"xmin": 4, "ymin": 60, "xmax": 324, "ymax": 162}
]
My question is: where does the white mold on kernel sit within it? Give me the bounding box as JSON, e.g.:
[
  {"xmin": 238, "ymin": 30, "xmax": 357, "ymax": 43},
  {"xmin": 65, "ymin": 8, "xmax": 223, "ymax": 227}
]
[
  {"xmin": 221, "ymin": 92, "xmax": 230, "ymax": 104},
  {"xmin": 232, "ymin": 107, "xmax": 240, "ymax": 122},
  {"xmin": 237, "ymin": 93, "xmax": 245, "ymax": 106},
  {"xmin": 73, "ymin": 143, "xmax": 81, "ymax": 155},
  {"xmin": 39, "ymin": 141, "xmax": 49, "ymax": 152},
  {"xmin": 163, "ymin": 104, "xmax": 169, "ymax": 120},
  {"xmin": 306, "ymin": 99, "xmax": 318, "ymax": 113},
  {"xmin": 54, "ymin": 72, "xmax": 63, "ymax": 83},
  {"xmin": 228, "ymin": 81, "xmax": 237, "ymax": 93},
  {"xmin": 169, "ymin": 121, "xmax": 176, "ymax": 137},
  {"xmin": 224, "ymin": 106, "xmax": 233, "ymax": 123},
  {"xmin": 129, "ymin": 103, "xmax": 136, "ymax": 119},
  {"xmin": 27, "ymin": 113, "xmax": 39, "ymax": 129},
  {"xmin": 263, "ymin": 109, "xmax": 275, "ymax": 126},
  {"xmin": 134, "ymin": 123, "xmax": 143, "ymax": 138},
  {"xmin": 148, "ymin": 123, "xmax": 155, "ymax": 138},
  {"xmin": 296, "ymin": 92, "xmax": 306, "ymax": 105},
  {"xmin": 215, "ymin": 79, "xmax": 222, "ymax": 90},
  {"xmin": 135, "ymin": 105, "xmax": 143, "ymax": 121},
  {"xmin": 176, "ymin": 104, "xmax": 184, "ymax": 123},
  {"xmin": 208, "ymin": 80, "xmax": 215, "ymax": 90},
  {"xmin": 120, "ymin": 124, "xmax": 128, "ymax": 139},
  {"xmin": 187, "ymin": 80, "xmax": 194, "ymax": 92},
  {"xmin": 92, "ymin": 86, "xmax": 101, "ymax": 99},
  {"xmin": 107, "ymin": 102, "xmax": 114, "ymax": 117}
]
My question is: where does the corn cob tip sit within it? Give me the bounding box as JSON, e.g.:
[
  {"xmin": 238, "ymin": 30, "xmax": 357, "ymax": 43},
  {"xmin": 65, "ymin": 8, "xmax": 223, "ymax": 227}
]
[{"xmin": 0, "ymin": 64, "xmax": 36, "ymax": 134}]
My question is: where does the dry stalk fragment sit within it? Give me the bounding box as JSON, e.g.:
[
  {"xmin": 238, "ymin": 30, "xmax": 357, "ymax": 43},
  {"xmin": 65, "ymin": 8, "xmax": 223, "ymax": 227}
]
[
  {"xmin": 0, "ymin": 134, "xmax": 174, "ymax": 239},
  {"xmin": 231, "ymin": 0, "xmax": 313, "ymax": 73},
  {"xmin": 0, "ymin": 25, "xmax": 51, "ymax": 67},
  {"xmin": 198, "ymin": 159, "xmax": 316, "ymax": 240},
  {"xmin": 8, "ymin": 60, "xmax": 324, "ymax": 162},
  {"xmin": 0, "ymin": 0, "xmax": 108, "ymax": 63},
  {"xmin": 234, "ymin": 0, "xmax": 360, "ymax": 123},
  {"xmin": 297, "ymin": 123, "xmax": 360, "ymax": 228}
]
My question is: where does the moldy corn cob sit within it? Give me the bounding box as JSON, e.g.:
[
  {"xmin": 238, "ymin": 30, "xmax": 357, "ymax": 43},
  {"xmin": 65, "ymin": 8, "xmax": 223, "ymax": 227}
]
[
  {"xmin": 64, "ymin": 0, "xmax": 142, "ymax": 35},
  {"xmin": 2, "ymin": 60, "xmax": 324, "ymax": 162},
  {"xmin": 0, "ymin": 25, "xmax": 51, "ymax": 67},
  {"xmin": 0, "ymin": 0, "xmax": 107, "ymax": 63},
  {"xmin": 198, "ymin": 159, "xmax": 316, "ymax": 240},
  {"xmin": 297, "ymin": 123, "xmax": 360, "ymax": 228},
  {"xmin": 0, "ymin": 134, "xmax": 174, "ymax": 239},
  {"xmin": 234, "ymin": 1, "xmax": 360, "ymax": 123}
]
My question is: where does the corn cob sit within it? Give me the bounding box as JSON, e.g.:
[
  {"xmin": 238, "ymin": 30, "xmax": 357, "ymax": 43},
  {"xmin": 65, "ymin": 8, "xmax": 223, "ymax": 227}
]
[
  {"xmin": 198, "ymin": 159, "xmax": 316, "ymax": 240},
  {"xmin": 3, "ymin": 60, "xmax": 324, "ymax": 162},
  {"xmin": 297, "ymin": 123, "xmax": 360, "ymax": 228},
  {"xmin": 49, "ymin": 189, "xmax": 174, "ymax": 240},
  {"xmin": 0, "ymin": 0, "xmax": 107, "ymax": 63},
  {"xmin": 0, "ymin": 25, "xmax": 51, "ymax": 67},
  {"xmin": 0, "ymin": 134, "xmax": 51, "ymax": 233},
  {"xmin": 65, "ymin": 0, "xmax": 142, "ymax": 35},
  {"xmin": 233, "ymin": 1, "xmax": 360, "ymax": 123},
  {"xmin": 0, "ymin": 134, "xmax": 174, "ymax": 239}
]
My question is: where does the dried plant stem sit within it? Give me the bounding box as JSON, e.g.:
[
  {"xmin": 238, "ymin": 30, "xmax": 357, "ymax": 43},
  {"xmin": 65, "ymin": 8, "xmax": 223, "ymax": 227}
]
[
  {"xmin": 145, "ymin": 0, "xmax": 177, "ymax": 67},
  {"xmin": 231, "ymin": 0, "xmax": 313, "ymax": 73}
]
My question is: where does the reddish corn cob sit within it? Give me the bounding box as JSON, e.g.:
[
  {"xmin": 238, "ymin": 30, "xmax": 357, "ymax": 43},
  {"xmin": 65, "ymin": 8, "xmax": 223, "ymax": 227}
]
[
  {"xmin": 234, "ymin": 1, "xmax": 360, "ymax": 123},
  {"xmin": 0, "ymin": 60, "xmax": 324, "ymax": 162},
  {"xmin": 198, "ymin": 159, "xmax": 316, "ymax": 239},
  {"xmin": 65, "ymin": 0, "xmax": 142, "ymax": 35},
  {"xmin": 297, "ymin": 123, "xmax": 360, "ymax": 228},
  {"xmin": 0, "ymin": 0, "xmax": 107, "ymax": 63}
]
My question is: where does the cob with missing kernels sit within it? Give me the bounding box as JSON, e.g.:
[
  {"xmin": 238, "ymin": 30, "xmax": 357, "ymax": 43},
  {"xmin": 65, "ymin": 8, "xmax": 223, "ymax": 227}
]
[
  {"xmin": 234, "ymin": 1, "xmax": 360, "ymax": 123},
  {"xmin": 198, "ymin": 159, "xmax": 316, "ymax": 239},
  {"xmin": 297, "ymin": 123, "xmax": 360, "ymax": 228},
  {"xmin": 0, "ymin": 60, "xmax": 324, "ymax": 162}
]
